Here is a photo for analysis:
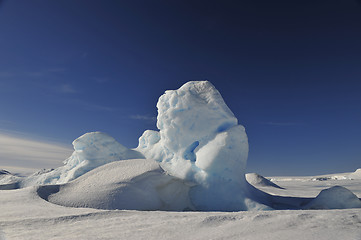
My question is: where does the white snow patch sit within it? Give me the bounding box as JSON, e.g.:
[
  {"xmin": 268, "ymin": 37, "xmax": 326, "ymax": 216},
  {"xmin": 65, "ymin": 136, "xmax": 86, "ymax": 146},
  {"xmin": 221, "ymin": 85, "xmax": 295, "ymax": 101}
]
[{"xmin": 305, "ymin": 186, "xmax": 361, "ymax": 210}]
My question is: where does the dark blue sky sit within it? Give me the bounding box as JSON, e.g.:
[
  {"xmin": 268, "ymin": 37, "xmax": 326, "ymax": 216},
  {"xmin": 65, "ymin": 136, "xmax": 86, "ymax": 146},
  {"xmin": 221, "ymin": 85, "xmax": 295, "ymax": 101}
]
[{"xmin": 0, "ymin": 0, "xmax": 360, "ymax": 176}]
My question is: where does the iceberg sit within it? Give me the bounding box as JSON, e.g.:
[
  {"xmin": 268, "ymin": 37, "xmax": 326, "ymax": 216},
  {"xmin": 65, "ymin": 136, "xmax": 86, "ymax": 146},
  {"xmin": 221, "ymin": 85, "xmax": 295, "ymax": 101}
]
[
  {"xmin": 137, "ymin": 81, "xmax": 266, "ymax": 211},
  {"xmin": 2, "ymin": 80, "xmax": 360, "ymax": 212},
  {"xmin": 7, "ymin": 81, "xmax": 271, "ymax": 211}
]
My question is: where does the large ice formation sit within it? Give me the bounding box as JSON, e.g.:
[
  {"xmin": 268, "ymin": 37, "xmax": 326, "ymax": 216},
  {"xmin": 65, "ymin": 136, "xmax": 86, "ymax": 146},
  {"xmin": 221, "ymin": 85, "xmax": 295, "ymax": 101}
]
[
  {"xmin": 136, "ymin": 81, "xmax": 265, "ymax": 211},
  {"xmin": 2, "ymin": 80, "xmax": 361, "ymax": 211},
  {"xmin": 9, "ymin": 81, "xmax": 270, "ymax": 210}
]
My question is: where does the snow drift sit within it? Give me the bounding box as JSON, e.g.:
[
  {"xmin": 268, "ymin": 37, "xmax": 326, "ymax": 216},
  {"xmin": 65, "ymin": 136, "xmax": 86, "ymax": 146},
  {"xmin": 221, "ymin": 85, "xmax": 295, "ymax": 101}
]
[
  {"xmin": 246, "ymin": 173, "xmax": 284, "ymax": 189},
  {"xmin": 305, "ymin": 186, "xmax": 361, "ymax": 209},
  {"xmin": 39, "ymin": 159, "xmax": 192, "ymax": 211}
]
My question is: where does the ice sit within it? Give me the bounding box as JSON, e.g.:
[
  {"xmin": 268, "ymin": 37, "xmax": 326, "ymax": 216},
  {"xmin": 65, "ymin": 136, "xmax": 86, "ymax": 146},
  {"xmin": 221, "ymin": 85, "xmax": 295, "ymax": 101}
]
[
  {"xmin": 137, "ymin": 81, "xmax": 243, "ymax": 182},
  {"xmin": 20, "ymin": 132, "xmax": 144, "ymax": 187},
  {"xmin": 305, "ymin": 186, "xmax": 361, "ymax": 209},
  {"xmin": 136, "ymin": 81, "xmax": 266, "ymax": 211}
]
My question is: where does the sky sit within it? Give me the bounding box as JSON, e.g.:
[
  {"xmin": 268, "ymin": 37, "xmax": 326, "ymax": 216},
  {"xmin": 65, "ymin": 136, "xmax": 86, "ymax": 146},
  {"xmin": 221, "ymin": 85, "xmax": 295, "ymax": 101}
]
[{"xmin": 0, "ymin": 0, "xmax": 360, "ymax": 176}]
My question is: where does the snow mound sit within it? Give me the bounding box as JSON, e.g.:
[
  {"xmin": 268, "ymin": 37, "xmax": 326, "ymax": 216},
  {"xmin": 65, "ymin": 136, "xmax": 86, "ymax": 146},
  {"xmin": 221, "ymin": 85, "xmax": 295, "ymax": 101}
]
[
  {"xmin": 21, "ymin": 132, "xmax": 144, "ymax": 187},
  {"xmin": 305, "ymin": 186, "xmax": 361, "ymax": 210},
  {"xmin": 40, "ymin": 159, "xmax": 192, "ymax": 211},
  {"xmin": 0, "ymin": 170, "xmax": 20, "ymax": 189},
  {"xmin": 349, "ymin": 168, "xmax": 361, "ymax": 179},
  {"xmin": 246, "ymin": 173, "xmax": 284, "ymax": 189}
]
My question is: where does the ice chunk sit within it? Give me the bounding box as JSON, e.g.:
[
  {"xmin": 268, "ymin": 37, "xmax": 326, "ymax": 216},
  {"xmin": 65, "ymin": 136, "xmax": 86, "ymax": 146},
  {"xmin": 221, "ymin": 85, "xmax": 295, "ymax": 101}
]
[
  {"xmin": 136, "ymin": 81, "xmax": 267, "ymax": 211},
  {"xmin": 21, "ymin": 132, "xmax": 144, "ymax": 187},
  {"xmin": 305, "ymin": 186, "xmax": 361, "ymax": 210},
  {"xmin": 136, "ymin": 81, "xmax": 246, "ymax": 181}
]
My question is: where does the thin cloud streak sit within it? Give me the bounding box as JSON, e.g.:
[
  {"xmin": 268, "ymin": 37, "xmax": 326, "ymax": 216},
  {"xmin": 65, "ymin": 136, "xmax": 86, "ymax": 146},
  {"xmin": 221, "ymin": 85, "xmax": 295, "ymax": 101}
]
[{"xmin": 0, "ymin": 132, "xmax": 73, "ymax": 174}]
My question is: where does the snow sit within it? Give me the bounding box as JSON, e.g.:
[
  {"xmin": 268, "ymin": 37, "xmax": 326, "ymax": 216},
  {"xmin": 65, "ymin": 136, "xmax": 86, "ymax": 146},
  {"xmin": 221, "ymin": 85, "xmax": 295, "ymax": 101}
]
[
  {"xmin": 1, "ymin": 178, "xmax": 361, "ymax": 240},
  {"xmin": 305, "ymin": 186, "xmax": 361, "ymax": 210},
  {"xmin": 44, "ymin": 159, "xmax": 192, "ymax": 211},
  {"xmin": 246, "ymin": 173, "xmax": 284, "ymax": 189},
  {"xmin": 350, "ymin": 168, "xmax": 361, "ymax": 179}
]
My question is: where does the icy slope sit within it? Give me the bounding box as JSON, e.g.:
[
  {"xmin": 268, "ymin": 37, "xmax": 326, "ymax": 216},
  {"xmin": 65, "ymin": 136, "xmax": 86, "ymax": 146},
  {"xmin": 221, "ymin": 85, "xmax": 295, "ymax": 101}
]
[{"xmin": 246, "ymin": 173, "xmax": 284, "ymax": 189}]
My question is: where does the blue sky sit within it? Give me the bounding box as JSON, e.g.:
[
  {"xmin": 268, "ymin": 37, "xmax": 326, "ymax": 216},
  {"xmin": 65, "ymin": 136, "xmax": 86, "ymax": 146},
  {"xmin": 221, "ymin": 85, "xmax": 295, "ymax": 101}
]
[{"xmin": 0, "ymin": 0, "xmax": 360, "ymax": 176}]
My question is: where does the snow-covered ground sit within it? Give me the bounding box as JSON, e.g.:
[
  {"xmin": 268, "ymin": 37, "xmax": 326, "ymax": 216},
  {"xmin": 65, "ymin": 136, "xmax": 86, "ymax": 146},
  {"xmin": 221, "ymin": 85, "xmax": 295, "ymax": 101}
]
[{"xmin": 1, "ymin": 172, "xmax": 361, "ymax": 240}]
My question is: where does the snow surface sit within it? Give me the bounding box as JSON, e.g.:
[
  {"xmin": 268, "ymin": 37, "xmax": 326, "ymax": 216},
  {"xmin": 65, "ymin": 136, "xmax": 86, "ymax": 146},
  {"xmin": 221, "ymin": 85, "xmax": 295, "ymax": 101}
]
[
  {"xmin": 44, "ymin": 159, "xmax": 192, "ymax": 211},
  {"xmin": 1, "ymin": 177, "xmax": 361, "ymax": 240}
]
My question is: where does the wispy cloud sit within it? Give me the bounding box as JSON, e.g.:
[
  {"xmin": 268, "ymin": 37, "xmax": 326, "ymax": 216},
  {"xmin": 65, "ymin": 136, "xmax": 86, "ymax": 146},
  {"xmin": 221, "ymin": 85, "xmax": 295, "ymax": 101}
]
[
  {"xmin": 130, "ymin": 115, "xmax": 157, "ymax": 122},
  {"xmin": 0, "ymin": 132, "xmax": 73, "ymax": 174},
  {"xmin": 59, "ymin": 84, "xmax": 77, "ymax": 93},
  {"xmin": 261, "ymin": 121, "xmax": 303, "ymax": 126}
]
